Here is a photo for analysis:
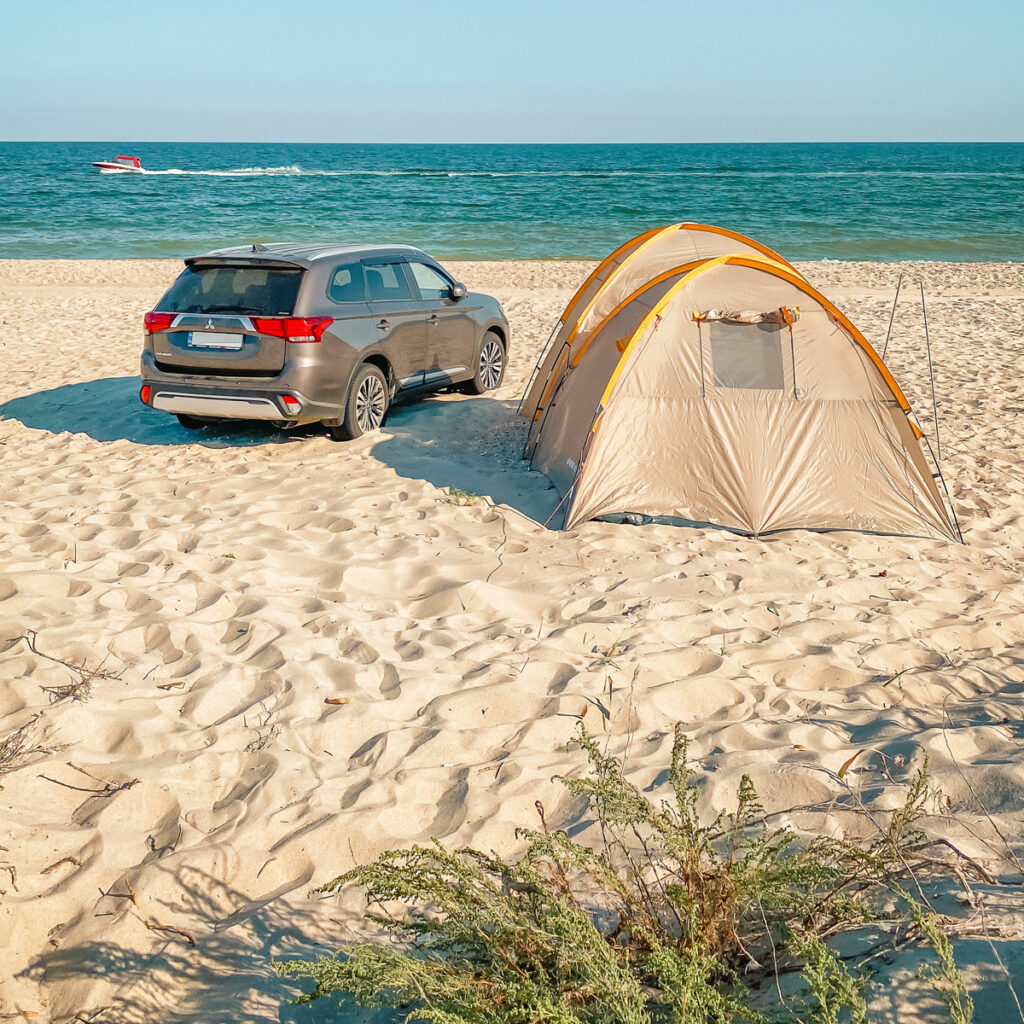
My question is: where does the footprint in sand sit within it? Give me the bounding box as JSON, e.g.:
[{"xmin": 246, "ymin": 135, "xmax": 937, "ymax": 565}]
[
  {"xmin": 376, "ymin": 771, "xmax": 469, "ymax": 841},
  {"xmin": 183, "ymin": 761, "xmax": 275, "ymax": 836},
  {"xmin": 394, "ymin": 638, "xmax": 424, "ymax": 661},
  {"xmin": 337, "ymin": 636, "xmax": 379, "ymax": 665},
  {"xmin": 377, "ymin": 663, "xmax": 401, "ymax": 698},
  {"xmin": 349, "ymin": 731, "xmax": 388, "ymax": 769},
  {"xmin": 115, "ymin": 560, "xmax": 151, "ymax": 579},
  {"xmin": 124, "ymin": 589, "xmax": 161, "ymax": 614}
]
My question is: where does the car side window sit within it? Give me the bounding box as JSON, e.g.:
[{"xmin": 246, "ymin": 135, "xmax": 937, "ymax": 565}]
[
  {"xmin": 363, "ymin": 261, "xmax": 412, "ymax": 301},
  {"xmin": 408, "ymin": 262, "xmax": 452, "ymax": 301},
  {"xmin": 328, "ymin": 262, "xmax": 366, "ymax": 302}
]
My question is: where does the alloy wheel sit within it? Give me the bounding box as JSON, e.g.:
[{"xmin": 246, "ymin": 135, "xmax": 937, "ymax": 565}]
[
  {"xmin": 355, "ymin": 373, "xmax": 387, "ymax": 433},
  {"xmin": 479, "ymin": 339, "xmax": 504, "ymax": 390}
]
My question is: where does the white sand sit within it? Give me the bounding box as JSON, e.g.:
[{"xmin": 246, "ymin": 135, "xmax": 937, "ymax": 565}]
[{"xmin": 1, "ymin": 259, "xmax": 1023, "ymax": 1020}]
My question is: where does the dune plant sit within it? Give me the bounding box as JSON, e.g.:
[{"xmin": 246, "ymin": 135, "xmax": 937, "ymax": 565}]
[
  {"xmin": 446, "ymin": 486, "xmax": 483, "ymax": 506},
  {"xmin": 277, "ymin": 725, "xmax": 976, "ymax": 1023}
]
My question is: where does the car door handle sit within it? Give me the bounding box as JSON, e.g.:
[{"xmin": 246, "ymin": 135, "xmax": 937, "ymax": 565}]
[
  {"xmin": 427, "ymin": 315, "xmax": 440, "ymax": 327},
  {"xmin": 376, "ymin": 319, "xmax": 390, "ymax": 331}
]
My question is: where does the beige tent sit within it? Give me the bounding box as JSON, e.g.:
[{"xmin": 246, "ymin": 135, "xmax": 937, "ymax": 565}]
[
  {"xmin": 524, "ymin": 249, "xmax": 959, "ymax": 541},
  {"xmin": 520, "ymin": 222, "xmax": 800, "ymax": 452}
]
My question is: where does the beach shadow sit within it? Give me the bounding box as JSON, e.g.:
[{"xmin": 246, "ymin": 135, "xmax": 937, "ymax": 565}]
[
  {"xmin": 373, "ymin": 394, "xmax": 560, "ymax": 525},
  {"xmin": 25, "ymin": 865, "xmax": 398, "ymax": 1024},
  {"xmin": 0, "ymin": 376, "xmax": 304, "ymax": 448},
  {"xmin": 25, "ymin": 862, "xmax": 1024, "ymax": 1022},
  {"xmin": 1, "ymin": 377, "xmax": 561, "ymax": 521}
]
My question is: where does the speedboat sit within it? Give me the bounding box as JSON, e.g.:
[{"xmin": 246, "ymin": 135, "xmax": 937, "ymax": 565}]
[{"xmin": 91, "ymin": 155, "xmax": 143, "ymax": 173}]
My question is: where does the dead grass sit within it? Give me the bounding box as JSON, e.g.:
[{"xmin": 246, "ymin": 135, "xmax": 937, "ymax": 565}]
[{"xmin": 0, "ymin": 716, "xmax": 55, "ymax": 777}]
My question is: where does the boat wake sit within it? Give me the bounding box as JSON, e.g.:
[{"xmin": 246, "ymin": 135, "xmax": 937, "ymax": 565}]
[
  {"xmin": 142, "ymin": 165, "xmax": 306, "ymax": 176},
  {"xmin": 125, "ymin": 165, "xmax": 1024, "ymax": 182}
]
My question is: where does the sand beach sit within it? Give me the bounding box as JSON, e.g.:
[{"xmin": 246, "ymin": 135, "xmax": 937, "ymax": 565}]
[{"xmin": 2, "ymin": 258, "xmax": 1024, "ymax": 1020}]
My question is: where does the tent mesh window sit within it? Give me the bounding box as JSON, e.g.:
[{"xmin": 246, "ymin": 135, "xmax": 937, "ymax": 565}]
[{"xmin": 708, "ymin": 321, "xmax": 785, "ymax": 390}]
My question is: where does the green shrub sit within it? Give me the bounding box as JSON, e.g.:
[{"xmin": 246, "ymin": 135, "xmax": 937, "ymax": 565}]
[
  {"xmin": 446, "ymin": 486, "xmax": 482, "ymax": 506},
  {"xmin": 277, "ymin": 725, "xmax": 975, "ymax": 1023}
]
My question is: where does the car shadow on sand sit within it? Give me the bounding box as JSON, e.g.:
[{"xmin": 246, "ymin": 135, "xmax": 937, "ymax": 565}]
[
  {"xmin": 1, "ymin": 377, "xmax": 561, "ymax": 524},
  {"xmin": 0, "ymin": 376, "xmax": 316, "ymax": 448},
  {"xmin": 373, "ymin": 394, "xmax": 560, "ymax": 525}
]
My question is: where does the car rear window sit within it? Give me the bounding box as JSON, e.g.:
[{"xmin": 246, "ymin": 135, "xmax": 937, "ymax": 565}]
[
  {"xmin": 329, "ymin": 262, "xmax": 366, "ymax": 302},
  {"xmin": 156, "ymin": 265, "xmax": 304, "ymax": 316}
]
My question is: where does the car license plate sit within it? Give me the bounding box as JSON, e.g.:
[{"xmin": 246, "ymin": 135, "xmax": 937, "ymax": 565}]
[{"xmin": 187, "ymin": 331, "xmax": 244, "ymax": 350}]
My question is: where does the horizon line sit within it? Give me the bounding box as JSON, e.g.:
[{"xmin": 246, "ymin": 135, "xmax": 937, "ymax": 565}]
[{"xmin": 3, "ymin": 139, "xmax": 1023, "ymax": 146}]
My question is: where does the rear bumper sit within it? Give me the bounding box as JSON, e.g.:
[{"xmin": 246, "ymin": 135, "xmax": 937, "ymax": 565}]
[
  {"xmin": 152, "ymin": 391, "xmax": 286, "ymax": 420},
  {"xmin": 139, "ymin": 356, "xmax": 345, "ymax": 423}
]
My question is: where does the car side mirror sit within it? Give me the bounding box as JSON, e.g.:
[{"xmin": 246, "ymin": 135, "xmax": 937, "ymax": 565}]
[{"xmin": 450, "ymin": 282, "xmax": 467, "ymax": 301}]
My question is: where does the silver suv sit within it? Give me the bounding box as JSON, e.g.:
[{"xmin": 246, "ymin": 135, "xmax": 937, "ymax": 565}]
[{"xmin": 139, "ymin": 243, "xmax": 510, "ymax": 439}]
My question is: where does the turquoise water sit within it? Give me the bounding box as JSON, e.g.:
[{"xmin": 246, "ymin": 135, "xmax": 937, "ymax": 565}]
[{"xmin": 1, "ymin": 142, "xmax": 1021, "ymax": 261}]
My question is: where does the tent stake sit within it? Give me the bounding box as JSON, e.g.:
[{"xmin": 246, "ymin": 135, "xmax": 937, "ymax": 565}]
[
  {"xmin": 881, "ymin": 272, "xmax": 903, "ymax": 361},
  {"xmin": 920, "ymin": 281, "xmax": 941, "ymax": 462}
]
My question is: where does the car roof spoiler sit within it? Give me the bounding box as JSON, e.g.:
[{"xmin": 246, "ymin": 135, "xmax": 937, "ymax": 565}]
[{"xmin": 185, "ymin": 256, "xmax": 305, "ymax": 270}]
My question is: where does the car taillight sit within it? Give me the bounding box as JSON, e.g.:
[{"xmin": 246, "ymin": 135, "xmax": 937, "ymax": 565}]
[
  {"xmin": 252, "ymin": 316, "xmax": 333, "ymax": 343},
  {"xmin": 280, "ymin": 395, "xmax": 301, "ymax": 415},
  {"xmin": 144, "ymin": 312, "xmax": 175, "ymax": 334},
  {"xmin": 140, "ymin": 385, "xmax": 152, "ymax": 404}
]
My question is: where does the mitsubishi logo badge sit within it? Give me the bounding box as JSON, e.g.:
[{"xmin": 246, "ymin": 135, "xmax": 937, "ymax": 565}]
[{"xmin": 206, "ymin": 319, "xmax": 215, "ymax": 330}]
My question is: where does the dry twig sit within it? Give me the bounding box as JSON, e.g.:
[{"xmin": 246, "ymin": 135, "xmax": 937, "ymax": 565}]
[
  {"xmin": 41, "ymin": 856, "xmax": 81, "ymax": 875},
  {"xmin": 39, "ymin": 765, "xmax": 140, "ymax": 796},
  {"xmin": 14, "ymin": 630, "xmax": 118, "ymax": 703},
  {"xmin": 144, "ymin": 920, "xmax": 196, "ymax": 946}
]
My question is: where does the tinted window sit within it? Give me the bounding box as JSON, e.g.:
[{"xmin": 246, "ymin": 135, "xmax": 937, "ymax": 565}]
[
  {"xmin": 157, "ymin": 265, "xmax": 303, "ymax": 316},
  {"xmin": 408, "ymin": 261, "xmax": 451, "ymax": 301},
  {"xmin": 329, "ymin": 262, "xmax": 366, "ymax": 302},
  {"xmin": 710, "ymin": 321, "xmax": 785, "ymax": 390},
  {"xmin": 364, "ymin": 262, "xmax": 412, "ymax": 301}
]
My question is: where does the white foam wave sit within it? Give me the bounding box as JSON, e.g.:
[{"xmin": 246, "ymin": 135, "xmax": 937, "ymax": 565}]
[
  {"xmin": 136, "ymin": 167, "xmax": 648, "ymax": 179},
  {"xmin": 143, "ymin": 165, "xmax": 305, "ymax": 177}
]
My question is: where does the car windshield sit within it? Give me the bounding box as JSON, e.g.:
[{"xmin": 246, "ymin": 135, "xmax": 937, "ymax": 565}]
[{"xmin": 156, "ymin": 265, "xmax": 303, "ymax": 316}]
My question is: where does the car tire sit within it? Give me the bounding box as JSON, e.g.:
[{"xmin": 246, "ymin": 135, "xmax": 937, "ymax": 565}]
[
  {"xmin": 327, "ymin": 364, "xmax": 390, "ymax": 441},
  {"xmin": 176, "ymin": 413, "xmax": 209, "ymax": 430},
  {"xmin": 462, "ymin": 331, "xmax": 506, "ymax": 395}
]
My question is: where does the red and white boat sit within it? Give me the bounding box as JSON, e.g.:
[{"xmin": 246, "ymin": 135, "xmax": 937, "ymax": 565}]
[{"xmin": 91, "ymin": 155, "xmax": 144, "ymax": 173}]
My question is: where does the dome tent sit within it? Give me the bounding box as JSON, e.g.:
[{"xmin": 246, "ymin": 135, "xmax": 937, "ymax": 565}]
[
  {"xmin": 519, "ymin": 221, "xmax": 799, "ymax": 454},
  {"xmin": 524, "ymin": 249, "xmax": 959, "ymax": 541}
]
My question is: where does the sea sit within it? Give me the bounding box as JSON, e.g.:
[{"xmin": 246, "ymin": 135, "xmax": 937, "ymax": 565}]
[{"xmin": 1, "ymin": 142, "xmax": 1022, "ymax": 262}]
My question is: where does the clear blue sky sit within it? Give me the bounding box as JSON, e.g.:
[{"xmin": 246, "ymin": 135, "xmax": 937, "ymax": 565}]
[{"xmin": 1, "ymin": 0, "xmax": 1021, "ymax": 142}]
